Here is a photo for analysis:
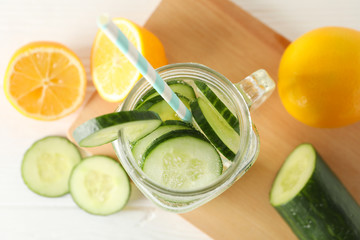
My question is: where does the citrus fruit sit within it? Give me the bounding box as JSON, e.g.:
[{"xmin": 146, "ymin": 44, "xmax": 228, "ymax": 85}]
[
  {"xmin": 91, "ymin": 18, "xmax": 168, "ymax": 102},
  {"xmin": 278, "ymin": 27, "xmax": 360, "ymax": 128},
  {"xmin": 4, "ymin": 42, "xmax": 87, "ymax": 121}
]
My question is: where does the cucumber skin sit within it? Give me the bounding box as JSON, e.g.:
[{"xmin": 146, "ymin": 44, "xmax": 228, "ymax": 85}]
[
  {"xmin": 195, "ymin": 81, "xmax": 240, "ymax": 133},
  {"xmin": 273, "ymin": 150, "xmax": 360, "ymax": 240},
  {"xmin": 190, "ymin": 100, "xmax": 236, "ymax": 161},
  {"xmin": 132, "ymin": 120, "xmax": 192, "ymax": 146},
  {"xmin": 162, "ymin": 120, "xmax": 193, "ymax": 128},
  {"xmin": 73, "ymin": 111, "xmax": 160, "ymax": 146},
  {"xmin": 135, "ymin": 94, "xmax": 190, "ymax": 111},
  {"xmin": 135, "ymin": 79, "xmax": 195, "ymax": 108},
  {"xmin": 131, "ymin": 121, "xmax": 192, "ymax": 166},
  {"xmin": 141, "ymin": 129, "xmax": 213, "ymax": 169}
]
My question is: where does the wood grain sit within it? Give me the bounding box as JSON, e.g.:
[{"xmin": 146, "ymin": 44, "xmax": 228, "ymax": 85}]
[{"xmin": 68, "ymin": 0, "xmax": 360, "ymax": 239}]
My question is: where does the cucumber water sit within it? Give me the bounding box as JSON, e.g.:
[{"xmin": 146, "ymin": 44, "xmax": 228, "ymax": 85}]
[{"xmin": 73, "ymin": 79, "xmax": 242, "ymax": 191}]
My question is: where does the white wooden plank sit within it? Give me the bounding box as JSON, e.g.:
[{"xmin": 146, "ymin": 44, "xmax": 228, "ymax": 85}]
[
  {"xmin": 0, "ymin": 206, "xmax": 209, "ymax": 240},
  {"xmin": 230, "ymin": 0, "xmax": 360, "ymax": 41}
]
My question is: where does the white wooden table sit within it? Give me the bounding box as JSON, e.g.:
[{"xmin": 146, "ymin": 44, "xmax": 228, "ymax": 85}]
[{"xmin": 1, "ymin": 0, "xmax": 359, "ymax": 239}]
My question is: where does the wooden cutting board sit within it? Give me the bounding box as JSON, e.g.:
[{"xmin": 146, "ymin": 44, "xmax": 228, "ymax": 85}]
[{"xmin": 68, "ymin": 0, "xmax": 360, "ymax": 239}]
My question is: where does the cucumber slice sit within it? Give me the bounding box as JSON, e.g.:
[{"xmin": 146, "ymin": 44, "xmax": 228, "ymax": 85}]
[
  {"xmin": 270, "ymin": 143, "xmax": 360, "ymax": 239},
  {"xmin": 195, "ymin": 81, "xmax": 239, "ymax": 133},
  {"xmin": 69, "ymin": 155, "xmax": 131, "ymax": 216},
  {"xmin": 191, "ymin": 97, "xmax": 240, "ymax": 160},
  {"xmin": 135, "ymin": 80, "xmax": 196, "ymax": 108},
  {"xmin": 73, "ymin": 111, "xmax": 162, "ymax": 147},
  {"xmin": 142, "ymin": 129, "xmax": 222, "ymax": 191},
  {"xmin": 136, "ymin": 95, "xmax": 191, "ymax": 121},
  {"xmin": 132, "ymin": 120, "xmax": 191, "ymax": 166},
  {"xmin": 21, "ymin": 136, "xmax": 81, "ymax": 197}
]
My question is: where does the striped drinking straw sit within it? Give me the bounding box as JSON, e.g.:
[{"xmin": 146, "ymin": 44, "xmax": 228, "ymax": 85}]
[{"xmin": 97, "ymin": 14, "xmax": 192, "ymax": 123}]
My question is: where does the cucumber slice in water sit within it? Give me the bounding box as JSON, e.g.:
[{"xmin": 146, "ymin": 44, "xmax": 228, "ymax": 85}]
[
  {"xmin": 195, "ymin": 81, "xmax": 239, "ymax": 133},
  {"xmin": 142, "ymin": 129, "xmax": 222, "ymax": 191},
  {"xmin": 21, "ymin": 136, "xmax": 81, "ymax": 197},
  {"xmin": 132, "ymin": 120, "xmax": 191, "ymax": 166},
  {"xmin": 136, "ymin": 95, "xmax": 191, "ymax": 121},
  {"xmin": 270, "ymin": 143, "xmax": 360, "ymax": 239},
  {"xmin": 191, "ymin": 97, "xmax": 240, "ymax": 160},
  {"xmin": 73, "ymin": 111, "xmax": 162, "ymax": 147},
  {"xmin": 135, "ymin": 80, "xmax": 196, "ymax": 108},
  {"xmin": 69, "ymin": 155, "xmax": 131, "ymax": 216}
]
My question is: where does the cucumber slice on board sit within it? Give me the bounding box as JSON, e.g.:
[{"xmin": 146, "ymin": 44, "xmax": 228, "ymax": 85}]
[
  {"xmin": 270, "ymin": 143, "xmax": 360, "ymax": 240},
  {"xmin": 191, "ymin": 97, "xmax": 240, "ymax": 160},
  {"xmin": 132, "ymin": 120, "xmax": 191, "ymax": 166},
  {"xmin": 21, "ymin": 136, "xmax": 81, "ymax": 197},
  {"xmin": 135, "ymin": 80, "xmax": 196, "ymax": 108},
  {"xmin": 73, "ymin": 111, "xmax": 162, "ymax": 147},
  {"xmin": 136, "ymin": 95, "xmax": 191, "ymax": 121},
  {"xmin": 142, "ymin": 129, "xmax": 222, "ymax": 191},
  {"xmin": 69, "ymin": 155, "xmax": 131, "ymax": 216},
  {"xmin": 195, "ymin": 81, "xmax": 239, "ymax": 133}
]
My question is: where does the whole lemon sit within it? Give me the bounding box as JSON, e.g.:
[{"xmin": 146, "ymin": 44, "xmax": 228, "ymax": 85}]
[{"xmin": 278, "ymin": 27, "xmax": 360, "ymax": 128}]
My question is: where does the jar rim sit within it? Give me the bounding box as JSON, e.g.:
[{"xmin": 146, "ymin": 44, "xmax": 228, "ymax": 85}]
[{"xmin": 113, "ymin": 62, "xmax": 254, "ymax": 196}]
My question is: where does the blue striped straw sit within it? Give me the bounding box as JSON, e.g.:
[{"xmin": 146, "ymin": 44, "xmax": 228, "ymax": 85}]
[{"xmin": 97, "ymin": 14, "xmax": 192, "ymax": 123}]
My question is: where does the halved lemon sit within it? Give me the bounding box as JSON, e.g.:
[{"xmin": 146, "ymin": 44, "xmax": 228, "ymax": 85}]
[
  {"xmin": 91, "ymin": 18, "xmax": 168, "ymax": 102},
  {"xmin": 4, "ymin": 42, "xmax": 87, "ymax": 121}
]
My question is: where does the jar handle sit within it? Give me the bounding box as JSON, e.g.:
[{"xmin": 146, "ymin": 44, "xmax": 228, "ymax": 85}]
[{"xmin": 234, "ymin": 69, "xmax": 275, "ymax": 110}]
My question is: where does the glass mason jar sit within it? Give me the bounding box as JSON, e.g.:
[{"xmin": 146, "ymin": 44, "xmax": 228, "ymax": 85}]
[{"xmin": 113, "ymin": 63, "xmax": 275, "ymax": 213}]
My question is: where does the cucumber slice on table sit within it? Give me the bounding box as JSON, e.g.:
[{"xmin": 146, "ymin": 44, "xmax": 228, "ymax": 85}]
[
  {"xmin": 21, "ymin": 136, "xmax": 81, "ymax": 197},
  {"xmin": 132, "ymin": 120, "xmax": 192, "ymax": 166},
  {"xmin": 136, "ymin": 94, "xmax": 191, "ymax": 121},
  {"xmin": 142, "ymin": 129, "xmax": 222, "ymax": 191},
  {"xmin": 191, "ymin": 97, "xmax": 240, "ymax": 160},
  {"xmin": 270, "ymin": 143, "xmax": 360, "ymax": 239},
  {"xmin": 69, "ymin": 155, "xmax": 131, "ymax": 216},
  {"xmin": 73, "ymin": 111, "xmax": 162, "ymax": 147},
  {"xmin": 195, "ymin": 81, "xmax": 239, "ymax": 133},
  {"xmin": 135, "ymin": 79, "xmax": 196, "ymax": 108}
]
